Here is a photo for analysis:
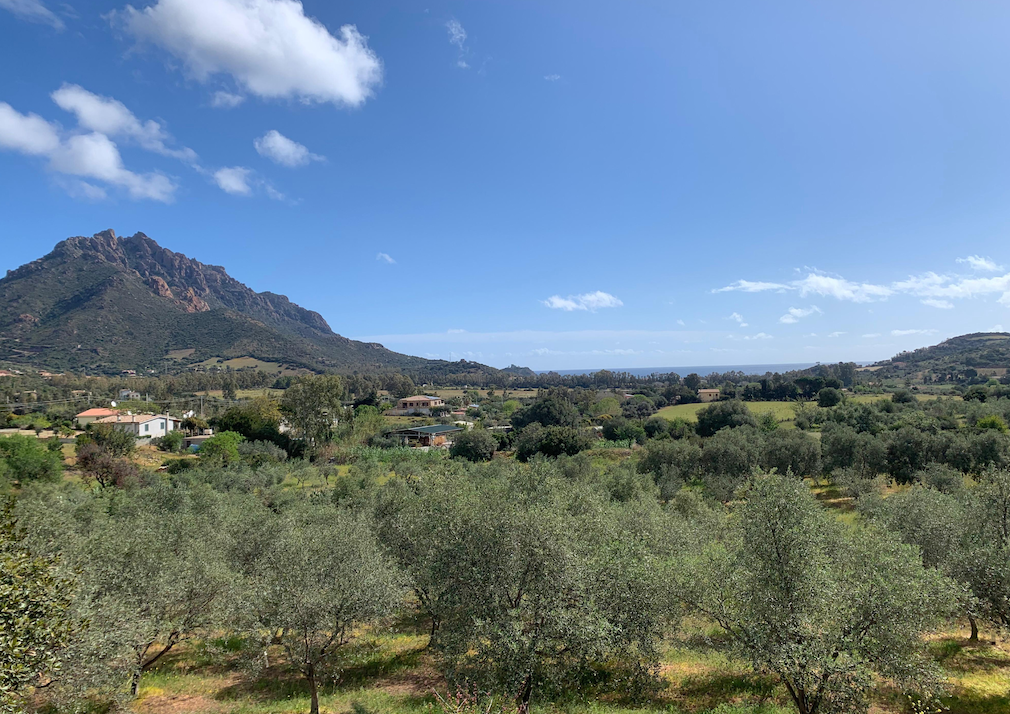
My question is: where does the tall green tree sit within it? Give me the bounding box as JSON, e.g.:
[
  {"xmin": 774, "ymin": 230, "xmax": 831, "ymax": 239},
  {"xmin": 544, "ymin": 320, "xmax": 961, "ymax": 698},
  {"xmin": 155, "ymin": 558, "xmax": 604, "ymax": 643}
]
[{"xmin": 281, "ymin": 375, "xmax": 345, "ymax": 452}]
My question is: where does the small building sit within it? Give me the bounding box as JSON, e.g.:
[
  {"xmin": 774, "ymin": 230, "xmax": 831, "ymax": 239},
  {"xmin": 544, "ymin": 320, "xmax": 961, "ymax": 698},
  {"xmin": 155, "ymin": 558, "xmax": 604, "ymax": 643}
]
[
  {"xmin": 387, "ymin": 395, "xmax": 445, "ymax": 416},
  {"xmin": 388, "ymin": 424, "xmax": 462, "ymax": 448},
  {"xmin": 75, "ymin": 407, "xmax": 121, "ymax": 427},
  {"xmin": 698, "ymin": 388, "xmax": 721, "ymax": 403},
  {"xmin": 119, "ymin": 389, "xmax": 142, "ymax": 401},
  {"xmin": 94, "ymin": 413, "xmax": 181, "ymax": 440}
]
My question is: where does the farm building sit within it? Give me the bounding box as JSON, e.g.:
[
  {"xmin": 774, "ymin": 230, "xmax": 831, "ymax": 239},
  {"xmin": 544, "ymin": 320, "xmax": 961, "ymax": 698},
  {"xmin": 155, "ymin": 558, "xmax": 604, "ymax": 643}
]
[
  {"xmin": 388, "ymin": 424, "xmax": 461, "ymax": 448},
  {"xmin": 698, "ymin": 388, "xmax": 721, "ymax": 403},
  {"xmin": 387, "ymin": 395, "xmax": 445, "ymax": 416}
]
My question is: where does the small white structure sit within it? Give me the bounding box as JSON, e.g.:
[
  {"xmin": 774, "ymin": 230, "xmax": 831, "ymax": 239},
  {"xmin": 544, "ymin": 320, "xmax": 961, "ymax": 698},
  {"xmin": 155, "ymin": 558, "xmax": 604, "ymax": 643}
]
[
  {"xmin": 94, "ymin": 413, "xmax": 181, "ymax": 439},
  {"xmin": 119, "ymin": 389, "xmax": 142, "ymax": 401}
]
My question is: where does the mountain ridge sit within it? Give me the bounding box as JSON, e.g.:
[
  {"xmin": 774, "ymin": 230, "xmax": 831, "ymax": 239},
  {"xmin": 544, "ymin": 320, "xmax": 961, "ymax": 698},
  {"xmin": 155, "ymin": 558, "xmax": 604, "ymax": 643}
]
[{"xmin": 0, "ymin": 230, "xmax": 531, "ymax": 380}]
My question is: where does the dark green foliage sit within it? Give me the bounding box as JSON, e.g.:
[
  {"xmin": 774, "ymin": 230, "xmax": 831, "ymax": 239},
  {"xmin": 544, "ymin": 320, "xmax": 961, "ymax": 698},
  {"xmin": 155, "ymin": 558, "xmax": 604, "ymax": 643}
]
[
  {"xmin": 762, "ymin": 429, "xmax": 821, "ymax": 477},
  {"xmin": 699, "ymin": 426, "xmax": 763, "ymax": 500},
  {"xmin": 514, "ymin": 425, "xmax": 594, "ymax": 461},
  {"xmin": 892, "ymin": 389, "xmax": 916, "ymax": 404},
  {"xmin": 509, "ymin": 395, "xmax": 581, "ymax": 431},
  {"xmin": 643, "ymin": 416, "xmax": 671, "ymax": 439},
  {"xmin": 602, "ymin": 416, "xmax": 646, "ymax": 444},
  {"xmin": 80, "ymin": 423, "xmax": 136, "ymax": 457},
  {"xmin": 695, "ymin": 399, "xmax": 757, "ymax": 437},
  {"xmin": 0, "ymin": 435, "xmax": 63, "ymax": 485},
  {"xmin": 198, "ymin": 431, "xmax": 245, "ymax": 464},
  {"xmin": 816, "ymin": 387, "xmax": 844, "ymax": 407},
  {"xmin": 449, "ymin": 428, "xmax": 498, "ymax": 462},
  {"xmin": 237, "ymin": 440, "xmax": 288, "ymax": 468},
  {"xmin": 155, "ymin": 430, "xmax": 185, "ymax": 453},
  {"xmin": 637, "ymin": 439, "xmax": 703, "ymax": 500}
]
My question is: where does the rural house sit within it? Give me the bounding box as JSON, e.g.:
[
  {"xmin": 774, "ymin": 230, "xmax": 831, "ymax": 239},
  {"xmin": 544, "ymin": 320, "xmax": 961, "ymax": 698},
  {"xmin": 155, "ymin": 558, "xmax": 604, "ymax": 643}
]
[
  {"xmin": 387, "ymin": 395, "xmax": 445, "ymax": 416},
  {"xmin": 698, "ymin": 388, "xmax": 721, "ymax": 403},
  {"xmin": 94, "ymin": 413, "xmax": 181, "ymax": 440},
  {"xmin": 75, "ymin": 407, "xmax": 121, "ymax": 427}
]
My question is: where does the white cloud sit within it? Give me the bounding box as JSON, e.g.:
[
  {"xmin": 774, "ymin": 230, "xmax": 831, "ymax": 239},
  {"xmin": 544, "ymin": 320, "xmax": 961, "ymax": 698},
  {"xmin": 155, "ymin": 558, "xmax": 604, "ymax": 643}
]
[
  {"xmin": 544, "ymin": 74, "xmax": 561, "ymax": 81},
  {"xmin": 713, "ymin": 279, "xmax": 790, "ymax": 293},
  {"xmin": 728, "ymin": 312, "xmax": 748, "ymax": 327},
  {"xmin": 0, "ymin": 0, "xmax": 63, "ymax": 29},
  {"xmin": 744, "ymin": 332, "xmax": 772, "ymax": 340},
  {"xmin": 794, "ymin": 274, "xmax": 891, "ymax": 303},
  {"xmin": 676, "ymin": 319, "xmax": 686, "ymax": 326},
  {"xmin": 778, "ymin": 305, "xmax": 822, "ymax": 324},
  {"xmin": 445, "ymin": 18, "xmax": 468, "ymax": 68},
  {"xmin": 213, "ymin": 166, "xmax": 252, "ymax": 195},
  {"xmin": 0, "ymin": 101, "xmax": 177, "ymax": 202},
  {"xmin": 828, "ymin": 331, "xmax": 846, "ymax": 338},
  {"xmin": 51, "ymin": 83, "xmax": 197, "ymax": 162},
  {"xmin": 991, "ymin": 325, "xmax": 1005, "ymax": 332},
  {"xmin": 0, "ymin": 102, "xmax": 61, "ymax": 155},
  {"xmin": 253, "ymin": 129, "xmax": 322, "ymax": 167},
  {"xmin": 376, "ymin": 252, "xmax": 395, "ymax": 264},
  {"xmin": 958, "ymin": 255, "xmax": 1003, "ymax": 272},
  {"xmin": 116, "ymin": 0, "xmax": 383, "ymax": 107},
  {"xmin": 49, "ymin": 132, "xmax": 176, "ymax": 201},
  {"xmin": 891, "ymin": 328, "xmax": 938, "ymax": 337},
  {"xmin": 543, "ymin": 291, "xmax": 623, "ymax": 312},
  {"xmin": 921, "ymin": 298, "xmax": 954, "ymax": 309},
  {"xmin": 211, "ymin": 91, "xmax": 245, "ymax": 108},
  {"xmin": 862, "ymin": 333, "xmax": 881, "ymax": 338}
]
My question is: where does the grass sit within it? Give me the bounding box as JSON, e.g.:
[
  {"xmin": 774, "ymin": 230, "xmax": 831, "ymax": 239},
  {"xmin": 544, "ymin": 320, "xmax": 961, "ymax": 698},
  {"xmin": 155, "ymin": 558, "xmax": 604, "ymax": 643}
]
[{"xmin": 656, "ymin": 401, "xmax": 800, "ymax": 427}]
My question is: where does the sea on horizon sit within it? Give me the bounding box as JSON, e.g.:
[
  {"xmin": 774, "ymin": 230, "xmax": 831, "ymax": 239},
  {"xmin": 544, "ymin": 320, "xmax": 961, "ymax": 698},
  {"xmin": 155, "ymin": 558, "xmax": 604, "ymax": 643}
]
[{"xmin": 535, "ymin": 363, "xmax": 829, "ymax": 378}]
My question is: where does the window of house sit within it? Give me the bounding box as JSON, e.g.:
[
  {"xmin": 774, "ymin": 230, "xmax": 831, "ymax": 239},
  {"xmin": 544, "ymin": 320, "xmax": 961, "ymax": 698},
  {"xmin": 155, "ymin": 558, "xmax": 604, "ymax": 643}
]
[{"xmin": 145, "ymin": 424, "xmax": 149, "ymax": 432}]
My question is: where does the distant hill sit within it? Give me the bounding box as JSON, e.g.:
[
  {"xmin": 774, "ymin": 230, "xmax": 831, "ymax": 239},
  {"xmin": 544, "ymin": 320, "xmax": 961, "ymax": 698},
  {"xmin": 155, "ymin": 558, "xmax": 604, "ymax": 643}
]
[
  {"xmin": 868, "ymin": 332, "xmax": 1010, "ymax": 380},
  {"xmin": 0, "ymin": 230, "xmax": 535, "ymax": 380}
]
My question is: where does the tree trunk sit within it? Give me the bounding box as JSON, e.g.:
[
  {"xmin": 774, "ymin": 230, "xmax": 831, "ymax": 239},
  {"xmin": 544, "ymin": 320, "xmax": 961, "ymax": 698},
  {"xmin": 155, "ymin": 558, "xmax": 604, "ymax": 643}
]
[
  {"xmin": 130, "ymin": 669, "xmax": 142, "ymax": 698},
  {"xmin": 969, "ymin": 615, "xmax": 979, "ymax": 642},
  {"xmin": 517, "ymin": 672, "xmax": 533, "ymax": 714},
  {"xmin": 307, "ymin": 663, "xmax": 320, "ymax": 714}
]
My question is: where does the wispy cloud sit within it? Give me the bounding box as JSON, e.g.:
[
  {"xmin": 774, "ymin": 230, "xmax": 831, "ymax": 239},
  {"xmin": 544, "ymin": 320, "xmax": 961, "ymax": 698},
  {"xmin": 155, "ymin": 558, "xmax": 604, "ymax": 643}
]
[
  {"xmin": 862, "ymin": 333, "xmax": 881, "ymax": 338},
  {"xmin": 921, "ymin": 298, "xmax": 954, "ymax": 309},
  {"xmin": 891, "ymin": 328, "xmax": 938, "ymax": 337},
  {"xmin": 0, "ymin": 0, "xmax": 64, "ymax": 29},
  {"xmin": 544, "ymin": 74, "xmax": 561, "ymax": 81},
  {"xmin": 713, "ymin": 279, "xmax": 790, "ymax": 293},
  {"xmin": 445, "ymin": 18, "xmax": 469, "ymax": 68},
  {"xmin": 958, "ymin": 255, "xmax": 1003, "ymax": 272},
  {"xmin": 543, "ymin": 291, "xmax": 623, "ymax": 312},
  {"xmin": 376, "ymin": 252, "xmax": 395, "ymax": 264},
  {"xmin": 213, "ymin": 166, "xmax": 252, "ymax": 195},
  {"xmin": 211, "ymin": 91, "xmax": 244, "ymax": 108},
  {"xmin": 779, "ymin": 306, "xmax": 822, "ymax": 324},
  {"xmin": 828, "ymin": 331, "xmax": 846, "ymax": 338},
  {"xmin": 728, "ymin": 312, "xmax": 747, "ymax": 327}
]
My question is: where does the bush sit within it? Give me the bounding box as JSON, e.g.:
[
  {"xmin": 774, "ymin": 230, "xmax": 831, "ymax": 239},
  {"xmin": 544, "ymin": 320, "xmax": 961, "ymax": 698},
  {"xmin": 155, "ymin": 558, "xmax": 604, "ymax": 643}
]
[
  {"xmin": 237, "ymin": 440, "xmax": 288, "ymax": 468},
  {"xmin": 695, "ymin": 400, "xmax": 757, "ymax": 438},
  {"xmin": 977, "ymin": 414, "xmax": 1009, "ymax": 433},
  {"xmin": 155, "ymin": 430, "xmax": 185, "ymax": 453},
  {"xmin": 0, "ymin": 435, "xmax": 63, "ymax": 485},
  {"xmin": 515, "ymin": 424, "xmax": 594, "ymax": 461},
  {"xmin": 602, "ymin": 416, "xmax": 646, "ymax": 444},
  {"xmin": 450, "ymin": 429, "xmax": 498, "ymax": 462},
  {"xmin": 817, "ymin": 387, "xmax": 844, "ymax": 408},
  {"xmin": 891, "ymin": 389, "xmax": 916, "ymax": 404},
  {"xmin": 198, "ymin": 431, "xmax": 245, "ymax": 464},
  {"xmin": 80, "ymin": 424, "xmax": 135, "ymax": 457}
]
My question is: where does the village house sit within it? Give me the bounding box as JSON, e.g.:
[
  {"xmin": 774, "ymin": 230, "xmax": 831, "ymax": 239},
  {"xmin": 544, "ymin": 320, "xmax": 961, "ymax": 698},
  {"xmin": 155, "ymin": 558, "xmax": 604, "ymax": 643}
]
[
  {"xmin": 119, "ymin": 389, "xmax": 142, "ymax": 401},
  {"xmin": 386, "ymin": 395, "xmax": 445, "ymax": 416},
  {"xmin": 74, "ymin": 407, "xmax": 121, "ymax": 427},
  {"xmin": 94, "ymin": 413, "xmax": 181, "ymax": 440},
  {"xmin": 698, "ymin": 388, "xmax": 721, "ymax": 403}
]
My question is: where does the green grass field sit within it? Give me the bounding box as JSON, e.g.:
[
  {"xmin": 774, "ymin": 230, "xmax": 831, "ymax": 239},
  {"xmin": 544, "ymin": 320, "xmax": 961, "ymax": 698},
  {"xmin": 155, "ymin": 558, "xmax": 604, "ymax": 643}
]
[{"xmin": 656, "ymin": 401, "xmax": 801, "ymax": 426}]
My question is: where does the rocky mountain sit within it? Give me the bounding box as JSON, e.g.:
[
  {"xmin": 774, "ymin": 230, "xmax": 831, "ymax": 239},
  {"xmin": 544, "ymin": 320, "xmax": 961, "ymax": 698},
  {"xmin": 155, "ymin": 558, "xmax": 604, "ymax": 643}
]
[{"xmin": 0, "ymin": 230, "xmax": 531, "ymax": 379}]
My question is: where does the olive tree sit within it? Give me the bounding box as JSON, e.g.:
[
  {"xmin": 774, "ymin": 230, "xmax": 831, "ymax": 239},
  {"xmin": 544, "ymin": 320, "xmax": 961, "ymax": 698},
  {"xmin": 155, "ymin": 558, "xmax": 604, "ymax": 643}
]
[
  {"xmin": 281, "ymin": 374, "xmax": 345, "ymax": 452},
  {"xmin": 675, "ymin": 474, "xmax": 954, "ymax": 714},
  {"xmin": 250, "ymin": 505, "xmax": 403, "ymax": 714},
  {"xmin": 0, "ymin": 505, "xmax": 76, "ymax": 713}
]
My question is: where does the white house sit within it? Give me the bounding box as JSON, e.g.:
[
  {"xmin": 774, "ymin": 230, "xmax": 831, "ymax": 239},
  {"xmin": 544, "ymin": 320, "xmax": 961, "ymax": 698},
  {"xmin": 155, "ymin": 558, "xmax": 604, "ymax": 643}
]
[
  {"xmin": 94, "ymin": 413, "xmax": 180, "ymax": 439},
  {"xmin": 386, "ymin": 395, "xmax": 445, "ymax": 416}
]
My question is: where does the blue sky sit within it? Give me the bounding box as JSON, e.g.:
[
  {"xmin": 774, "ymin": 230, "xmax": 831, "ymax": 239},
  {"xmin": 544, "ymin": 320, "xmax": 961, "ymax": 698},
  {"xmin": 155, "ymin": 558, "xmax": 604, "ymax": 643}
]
[{"xmin": 3, "ymin": 1, "xmax": 1010, "ymax": 371}]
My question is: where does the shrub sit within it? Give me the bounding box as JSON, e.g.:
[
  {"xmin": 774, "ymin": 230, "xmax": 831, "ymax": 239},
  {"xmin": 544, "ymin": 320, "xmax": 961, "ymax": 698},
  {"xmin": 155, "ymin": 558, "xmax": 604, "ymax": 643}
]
[
  {"xmin": 197, "ymin": 431, "xmax": 245, "ymax": 465},
  {"xmin": 80, "ymin": 424, "xmax": 135, "ymax": 457},
  {"xmin": 817, "ymin": 387, "xmax": 844, "ymax": 408},
  {"xmin": 977, "ymin": 414, "xmax": 1009, "ymax": 433},
  {"xmin": 450, "ymin": 429, "xmax": 498, "ymax": 462},
  {"xmin": 602, "ymin": 416, "xmax": 647, "ymax": 444},
  {"xmin": 0, "ymin": 435, "xmax": 63, "ymax": 485},
  {"xmin": 695, "ymin": 400, "xmax": 757, "ymax": 438},
  {"xmin": 237, "ymin": 440, "xmax": 288, "ymax": 468},
  {"xmin": 515, "ymin": 425, "xmax": 593, "ymax": 461},
  {"xmin": 154, "ymin": 430, "xmax": 185, "ymax": 453}
]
